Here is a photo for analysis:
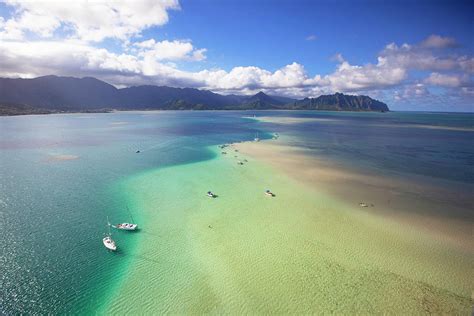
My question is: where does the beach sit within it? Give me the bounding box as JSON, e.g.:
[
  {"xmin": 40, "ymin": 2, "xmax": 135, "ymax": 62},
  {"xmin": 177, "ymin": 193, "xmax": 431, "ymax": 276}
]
[{"xmin": 105, "ymin": 139, "xmax": 473, "ymax": 314}]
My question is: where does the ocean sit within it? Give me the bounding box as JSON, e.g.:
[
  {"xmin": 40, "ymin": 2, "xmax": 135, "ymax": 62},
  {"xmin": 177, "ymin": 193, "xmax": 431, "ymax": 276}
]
[{"xmin": 1, "ymin": 110, "xmax": 472, "ymax": 313}]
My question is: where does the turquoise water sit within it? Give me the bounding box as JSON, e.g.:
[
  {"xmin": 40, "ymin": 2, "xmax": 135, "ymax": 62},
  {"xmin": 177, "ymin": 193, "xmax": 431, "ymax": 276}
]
[{"xmin": 1, "ymin": 111, "xmax": 473, "ymax": 313}]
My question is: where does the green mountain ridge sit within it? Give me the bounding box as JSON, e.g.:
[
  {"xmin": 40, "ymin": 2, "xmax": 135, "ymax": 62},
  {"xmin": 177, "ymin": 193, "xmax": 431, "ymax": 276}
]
[{"xmin": 0, "ymin": 76, "xmax": 389, "ymax": 115}]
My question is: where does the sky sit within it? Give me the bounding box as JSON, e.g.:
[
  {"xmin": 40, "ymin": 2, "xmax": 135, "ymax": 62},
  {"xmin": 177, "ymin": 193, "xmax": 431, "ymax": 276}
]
[{"xmin": 0, "ymin": 0, "xmax": 472, "ymax": 111}]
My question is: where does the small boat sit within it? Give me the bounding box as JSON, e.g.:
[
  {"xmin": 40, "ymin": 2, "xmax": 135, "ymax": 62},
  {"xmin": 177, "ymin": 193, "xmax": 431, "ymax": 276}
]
[
  {"xmin": 136, "ymin": 150, "xmax": 141, "ymax": 153},
  {"xmin": 265, "ymin": 189, "xmax": 275, "ymax": 197},
  {"xmin": 103, "ymin": 217, "xmax": 117, "ymax": 251},
  {"xmin": 237, "ymin": 161, "xmax": 244, "ymax": 165},
  {"xmin": 207, "ymin": 191, "xmax": 216, "ymax": 198},
  {"xmin": 254, "ymin": 132, "xmax": 260, "ymax": 142},
  {"xmin": 111, "ymin": 206, "xmax": 139, "ymax": 231},
  {"xmin": 359, "ymin": 203, "xmax": 369, "ymax": 207},
  {"xmin": 103, "ymin": 235, "xmax": 117, "ymax": 251},
  {"xmin": 113, "ymin": 223, "xmax": 138, "ymax": 231}
]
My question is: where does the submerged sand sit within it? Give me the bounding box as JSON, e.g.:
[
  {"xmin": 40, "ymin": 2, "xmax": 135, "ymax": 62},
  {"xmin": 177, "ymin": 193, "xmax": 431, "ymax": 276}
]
[
  {"xmin": 46, "ymin": 154, "xmax": 79, "ymax": 161},
  {"xmin": 248, "ymin": 115, "xmax": 474, "ymax": 132},
  {"xmin": 244, "ymin": 116, "xmax": 340, "ymax": 124},
  {"xmin": 104, "ymin": 141, "xmax": 473, "ymax": 314},
  {"xmin": 234, "ymin": 140, "xmax": 474, "ymax": 252}
]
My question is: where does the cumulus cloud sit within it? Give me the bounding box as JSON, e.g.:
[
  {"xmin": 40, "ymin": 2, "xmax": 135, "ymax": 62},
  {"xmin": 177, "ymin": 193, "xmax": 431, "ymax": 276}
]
[
  {"xmin": 0, "ymin": 3, "xmax": 472, "ymax": 109},
  {"xmin": 420, "ymin": 34, "xmax": 457, "ymax": 48},
  {"xmin": 135, "ymin": 39, "xmax": 207, "ymax": 61},
  {"xmin": 424, "ymin": 72, "xmax": 473, "ymax": 89},
  {"xmin": 0, "ymin": 0, "xmax": 470, "ymax": 111},
  {"xmin": 331, "ymin": 53, "xmax": 345, "ymax": 63},
  {"xmin": 393, "ymin": 83, "xmax": 429, "ymax": 101},
  {"xmin": 1, "ymin": 35, "xmax": 472, "ymax": 99},
  {"xmin": 320, "ymin": 59, "xmax": 407, "ymax": 92},
  {"xmin": 424, "ymin": 72, "xmax": 463, "ymax": 87},
  {"xmin": 379, "ymin": 42, "xmax": 467, "ymax": 72},
  {"xmin": 0, "ymin": 0, "xmax": 179, "ymax": 41},
  {"xmin": 0, "ymin": 36, "xmax": 411, "ymax": 98}
]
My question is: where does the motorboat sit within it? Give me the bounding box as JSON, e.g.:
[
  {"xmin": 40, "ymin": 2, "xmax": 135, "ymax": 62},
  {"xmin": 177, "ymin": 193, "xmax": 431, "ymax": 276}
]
[
  {"xmin": 265, "ymin": 189, "xmax": 275, "ymax": 197},
  {"xmin": 207, "ymin": 191, "xmax": 216, "ymax": 198}
]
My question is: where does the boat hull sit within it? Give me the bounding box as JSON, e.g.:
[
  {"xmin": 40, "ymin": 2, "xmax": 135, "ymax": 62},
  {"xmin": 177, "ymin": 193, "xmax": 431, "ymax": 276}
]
[
  {"xmin": 113, "ymin": 223, "xmax": 138, "ymax": 230},
  {"xmin": 103, "ymin": 237, "xmax": 117, "ymax": 251}
]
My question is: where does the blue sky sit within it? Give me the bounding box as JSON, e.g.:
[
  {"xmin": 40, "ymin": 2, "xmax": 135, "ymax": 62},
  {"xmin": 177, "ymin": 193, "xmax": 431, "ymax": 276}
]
[
  {"xmin": 0, "ymin": 0, "xmax": 472, "ymax": 111},
  {"xmin": 162, "ymin": 0, "xmax": 473, "ymax": 74}
]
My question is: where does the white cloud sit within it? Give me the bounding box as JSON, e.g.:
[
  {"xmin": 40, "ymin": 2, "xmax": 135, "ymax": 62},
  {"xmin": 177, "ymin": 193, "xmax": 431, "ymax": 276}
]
[
  {"xmin": 0, "ymin": 40, "xmax": 142, "ymax": 78},
  {"xmin": 331, "ymin": 53, "xmax": 345, "ymax": 63},
  {"xmin": 424, "ymin": 72, "xmax": 471, "ymax": 88},
  {"xmin": 395, "ymin": 83, "xmax": 429, "ymax": 100},
  {"xmin": 321, "ymin": 59, "xmax": 407, "ymax": 92},
  {"xmin": 420, "ymin": 34, "xmax": 457, "ymax": 48},
  {"xmin": 135, "ymin": 39, "xmax": 207, "ymax": 61},
  {"xmin": 134, "ymin": 39, "xmax": 156, "ymax": 49},
  {"xmin": 380, "ymin": 42, "xmax": 463, "ymax": 71},
  {"xmin": 0, "ymin": 22, "xmax": 472, "ymax": 107},
  {"xmin": 458, "ymin": 56, "xmax": 474, "ymax": 74},
  {"xmin": 0, "ymin": 0, "xmax": 471, "ymax": 112},
  {"xmin": 0, "ymin": 0, "xmax": 180, "ymax": 42}
]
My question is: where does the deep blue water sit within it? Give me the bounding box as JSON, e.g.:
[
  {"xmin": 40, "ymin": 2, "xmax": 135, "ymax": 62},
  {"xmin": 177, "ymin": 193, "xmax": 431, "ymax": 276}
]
[
  {"xmin": 0, "ymin": 110, "xmax": 473, "ymax": 313},
  {"xmin": 257, "ymin": 111, "xmax": 474, "ymax": 183}
]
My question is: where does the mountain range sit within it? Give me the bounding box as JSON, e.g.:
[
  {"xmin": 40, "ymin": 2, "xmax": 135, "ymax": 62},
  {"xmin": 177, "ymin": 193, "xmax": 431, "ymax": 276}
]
[{"xmin": 0, "ymin": 75, "xmax": 389, "ymax": 115}]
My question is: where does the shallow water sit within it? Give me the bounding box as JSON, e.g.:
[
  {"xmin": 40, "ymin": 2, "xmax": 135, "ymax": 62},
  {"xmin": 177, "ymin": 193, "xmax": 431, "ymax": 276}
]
[
  {"xmin": 1, "ymin": 110, "xmax": 472, "ymax": 313},
  {"xmin": 106, "ymin": 148, "xmax": 472, "ymax": 313}
]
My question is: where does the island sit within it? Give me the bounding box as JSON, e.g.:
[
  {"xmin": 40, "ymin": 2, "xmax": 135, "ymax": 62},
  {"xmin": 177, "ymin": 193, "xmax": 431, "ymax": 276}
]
[{"xmin": 0, "ymin": 75, "xmax": 389, "ymax": 115}]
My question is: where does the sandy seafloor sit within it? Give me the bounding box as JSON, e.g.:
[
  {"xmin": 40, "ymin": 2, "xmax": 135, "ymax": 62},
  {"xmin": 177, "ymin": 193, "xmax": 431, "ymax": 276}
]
[{"xmin": 102, "ymin": 138, "xmax": 473, "ymax": 314}]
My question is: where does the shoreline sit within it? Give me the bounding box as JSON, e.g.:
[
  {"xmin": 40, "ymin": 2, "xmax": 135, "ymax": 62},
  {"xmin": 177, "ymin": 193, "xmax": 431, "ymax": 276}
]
[
  {"xmin": 2, "ymin": 109, "xmax": 474, "ymax": 118},
  {"xmin": 104, "ymin": 141, "xmax": 472, "ymax": 313}
]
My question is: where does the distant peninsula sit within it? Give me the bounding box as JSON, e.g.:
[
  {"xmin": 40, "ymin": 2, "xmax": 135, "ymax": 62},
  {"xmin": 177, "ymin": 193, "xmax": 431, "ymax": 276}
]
[{"xmin": 0, "ymin": 76, "xmax": 389, "ymax": 115}]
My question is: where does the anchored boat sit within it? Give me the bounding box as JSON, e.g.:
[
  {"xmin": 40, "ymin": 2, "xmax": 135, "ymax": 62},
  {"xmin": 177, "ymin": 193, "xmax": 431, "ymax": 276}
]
[
  {"xmin": 113, "ymin": 223, "xmax": 138, "ymax": 230},
  {"xmin": 254, "ymin": 132, "xmax": 260, "ymax": 142},
  {"xmin": 103, "ymin": 217, "xmax": 117, "ymax": 251},
  {"xmin": 112, "ymin": 206, "xmax": 138, "ymax": 231},
  {"xmin": 265, "ymin": 189, "xmax": 275, "ymax": 197},
  {"xmin": 207, "ymin": 191, "xmax": 217, "ymax": 198}
]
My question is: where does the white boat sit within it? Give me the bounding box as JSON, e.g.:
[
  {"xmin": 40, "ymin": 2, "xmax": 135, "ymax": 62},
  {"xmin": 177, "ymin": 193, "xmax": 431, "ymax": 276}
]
[
  {"xmin": 103, "ymin": 235, "xmax": 117, "ymax": 251},
  {"xmin": 254, "ymin": 132, "xmax": 260, "ymax": 142},
  {"xmin": 113, "ymin": 223, "xmax": 138, "ymax": 231},
  {"xmin": 111, "ymin": 206, "xmax": 138, "ymax": 231},
  {"xmin": 103, "ymin": 217, "xmax": 117, "ymax": 251},
  {"xmin": 207, "ymin": 191, "xmax": 216, "ymax": 198},
  {"xmin": 265, "ymin": 189, "xmax": 275, "ymax": 197}
]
